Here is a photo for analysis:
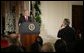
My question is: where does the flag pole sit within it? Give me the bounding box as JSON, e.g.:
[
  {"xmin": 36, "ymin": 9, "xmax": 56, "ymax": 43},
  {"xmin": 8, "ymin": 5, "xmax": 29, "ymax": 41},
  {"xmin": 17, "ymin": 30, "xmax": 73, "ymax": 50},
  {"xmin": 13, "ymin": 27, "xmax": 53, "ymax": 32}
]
[{"xmin": 29, "ymin": 1, "xmax": 30, "ymax": 16}]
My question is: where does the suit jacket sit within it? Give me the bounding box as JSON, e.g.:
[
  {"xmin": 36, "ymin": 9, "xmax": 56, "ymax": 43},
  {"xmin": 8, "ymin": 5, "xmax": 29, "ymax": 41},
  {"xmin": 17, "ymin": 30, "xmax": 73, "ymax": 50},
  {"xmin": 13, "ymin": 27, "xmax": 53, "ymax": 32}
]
[
  {"xmin": 18, "ymin": 16, "xmax": 32, "ymax": 24},
  {"xmin": 57, "ymin": 25, "xmax": 75, "ymax": 43}
]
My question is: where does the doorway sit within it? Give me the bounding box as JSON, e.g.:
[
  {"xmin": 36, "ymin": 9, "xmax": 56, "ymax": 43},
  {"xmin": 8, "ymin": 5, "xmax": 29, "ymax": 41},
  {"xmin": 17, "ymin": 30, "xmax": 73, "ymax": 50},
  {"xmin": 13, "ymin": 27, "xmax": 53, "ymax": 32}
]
[{"xmin": 72, "ymin": 5, "xmax": 83, "ymax": 39}]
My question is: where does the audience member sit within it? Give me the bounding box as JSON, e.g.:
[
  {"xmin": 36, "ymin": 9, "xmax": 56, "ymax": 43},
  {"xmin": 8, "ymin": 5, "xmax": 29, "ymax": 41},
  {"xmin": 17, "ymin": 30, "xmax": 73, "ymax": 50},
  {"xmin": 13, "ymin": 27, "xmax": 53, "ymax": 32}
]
[
  {"xmin": 57, "ymin": 18, "xmax": 76, "ymax": 52},
  {"xmin": 1, "ymin": 33, "xmax": 24, "ymax": 52},
  {"xmin": 36, "ymin": 36, "xmax": 43, "ymax": 46},
  {"xmin": 30, "ymin": 36, "xmax": 43, "ymax": 52},
  {"xmin": 40, "ymin": 42, "xmax": 55, "ymax": 52},
  {"xmin": 30, "ymin": 42, "xmax": 40, "ymax": 52},
  {"xmin": 54, "ymin": 39, "xmax": 66, "ymax": 52}
]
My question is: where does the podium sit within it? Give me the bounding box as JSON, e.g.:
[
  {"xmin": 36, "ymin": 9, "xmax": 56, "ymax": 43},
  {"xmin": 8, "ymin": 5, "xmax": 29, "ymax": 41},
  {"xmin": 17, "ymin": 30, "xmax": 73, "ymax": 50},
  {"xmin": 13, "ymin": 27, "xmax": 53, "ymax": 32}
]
[{"xmin": 19, "ymin": 22, "xmax": 40, "ymax": 50}]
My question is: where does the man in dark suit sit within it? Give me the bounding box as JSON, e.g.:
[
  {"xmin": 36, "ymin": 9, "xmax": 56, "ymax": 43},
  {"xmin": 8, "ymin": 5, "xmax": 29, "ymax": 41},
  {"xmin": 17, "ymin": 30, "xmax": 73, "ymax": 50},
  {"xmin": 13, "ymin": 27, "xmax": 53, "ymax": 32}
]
[
  {"xmin": 57, "ymin": 19, "xmax": 76, "ymax": 52},
  {"xmin": 18, "ymin": 10, "xmax": 32, "ymax": 25}
]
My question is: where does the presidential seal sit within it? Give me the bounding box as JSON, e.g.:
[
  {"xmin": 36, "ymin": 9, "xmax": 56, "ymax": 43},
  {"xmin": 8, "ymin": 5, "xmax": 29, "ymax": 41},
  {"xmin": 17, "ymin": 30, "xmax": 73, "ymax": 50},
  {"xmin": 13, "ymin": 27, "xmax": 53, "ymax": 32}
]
[{"xmin": 28, "ymin": 23, "xmax": 35, "ymax": 31}]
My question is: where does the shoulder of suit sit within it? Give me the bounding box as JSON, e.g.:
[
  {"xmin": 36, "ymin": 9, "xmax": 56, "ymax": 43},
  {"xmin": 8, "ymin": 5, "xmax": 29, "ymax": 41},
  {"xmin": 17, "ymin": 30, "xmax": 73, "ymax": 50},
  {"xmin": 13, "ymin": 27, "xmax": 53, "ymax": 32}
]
[{"xmin": 20, "ymin": 16, "xmax": 24, "ymax": 18}]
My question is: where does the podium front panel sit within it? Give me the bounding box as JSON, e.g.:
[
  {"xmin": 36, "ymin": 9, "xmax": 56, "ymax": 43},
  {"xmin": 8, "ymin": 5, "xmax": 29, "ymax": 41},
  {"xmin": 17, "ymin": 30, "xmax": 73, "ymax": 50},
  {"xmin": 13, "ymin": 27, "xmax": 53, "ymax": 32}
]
[{"xmin": 19, "ymin": 22, "xmax": 40, "ymax": 35}]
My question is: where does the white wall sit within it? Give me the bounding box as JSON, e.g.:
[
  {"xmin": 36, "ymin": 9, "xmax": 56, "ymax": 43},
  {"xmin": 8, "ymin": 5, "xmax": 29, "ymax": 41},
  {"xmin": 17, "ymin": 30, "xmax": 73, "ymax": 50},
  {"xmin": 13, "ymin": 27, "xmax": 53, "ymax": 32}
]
[{"xmin": 39, "ymin": 1, "xmax": 83, "ymax": 44}]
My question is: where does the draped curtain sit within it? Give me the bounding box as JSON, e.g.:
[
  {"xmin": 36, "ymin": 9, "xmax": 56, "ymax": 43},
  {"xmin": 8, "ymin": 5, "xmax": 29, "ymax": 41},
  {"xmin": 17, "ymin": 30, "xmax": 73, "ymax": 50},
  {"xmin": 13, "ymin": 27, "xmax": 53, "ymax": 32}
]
[{"xmin": 4, "ymin": 1, "xmax": 16, "ymax": 35}]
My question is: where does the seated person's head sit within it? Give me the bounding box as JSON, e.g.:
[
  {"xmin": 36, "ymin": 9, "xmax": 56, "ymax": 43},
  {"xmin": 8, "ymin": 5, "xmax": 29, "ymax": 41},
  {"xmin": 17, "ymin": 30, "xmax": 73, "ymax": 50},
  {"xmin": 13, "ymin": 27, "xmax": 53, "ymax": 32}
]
[
  {"xmin": 8, "ymin": 33, "xmax": 20, "ymax": 46},
  {"xmin": 1, "ymin": 34, "xmax": 23, "ymax": 52},
  {"xmin": 40, "ymin": 42, "xmax": 55, "ymax": 52},
  {"xmin": 54, "ymin": 39, "xmax": 66, "ymax": 52},
  {"xmin": 36, "ymin": 36, "xmax": 43, "ymax": 46},
  {"xmin": 30, "ymin": 42, "xmax": 41, "ymax": 52}
]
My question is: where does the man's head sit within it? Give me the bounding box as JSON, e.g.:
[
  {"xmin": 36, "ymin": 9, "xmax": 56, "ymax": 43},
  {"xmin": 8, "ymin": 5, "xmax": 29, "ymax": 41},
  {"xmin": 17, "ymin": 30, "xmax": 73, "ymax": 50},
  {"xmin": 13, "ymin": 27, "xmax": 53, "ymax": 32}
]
[
  {"xmin": 63, "ymin": 18, "xmax": 70, "ymax": 26},
  {"xmin": 23, "ymin": 9, "xmax": 29, "ymax": 16}
]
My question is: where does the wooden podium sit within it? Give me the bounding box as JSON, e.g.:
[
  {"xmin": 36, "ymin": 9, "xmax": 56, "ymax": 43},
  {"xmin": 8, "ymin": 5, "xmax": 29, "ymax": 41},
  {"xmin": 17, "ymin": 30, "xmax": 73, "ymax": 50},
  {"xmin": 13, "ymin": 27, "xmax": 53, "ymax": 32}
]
[{"xmin": 19, "ymin": 22, "xmax": 40, "ymax": 50}]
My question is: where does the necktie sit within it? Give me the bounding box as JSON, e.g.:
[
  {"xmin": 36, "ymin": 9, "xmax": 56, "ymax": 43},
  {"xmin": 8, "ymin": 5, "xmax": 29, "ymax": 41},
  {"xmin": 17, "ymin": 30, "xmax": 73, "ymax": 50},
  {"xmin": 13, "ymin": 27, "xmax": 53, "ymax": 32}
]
[{"xmin": 25, "ymin": 16, "xmax": 28, "ymax": 21}]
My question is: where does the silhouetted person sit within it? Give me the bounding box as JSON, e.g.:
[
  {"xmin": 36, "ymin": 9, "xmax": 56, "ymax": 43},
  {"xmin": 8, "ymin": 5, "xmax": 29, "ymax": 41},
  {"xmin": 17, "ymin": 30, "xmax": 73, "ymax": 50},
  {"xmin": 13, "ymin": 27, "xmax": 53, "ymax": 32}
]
[
  {"xmin": 1, "ymin": 35, "xmax": 23, "ymax": 52},
  {"xmin": 57, "ymin": 18, "xmax": 76, "ymax": 52},
  {"xmin": 30, "ymin": 36, "xmax": 43, "ymax": 52},
  {"xmin": 30, "ymin": 42, "xmax": 40, "ymax": 52},
  {"xmin": 54, "ymin": 39, "xmax": 66, "ymax": 52},
  {"xmin": 36, "ymin": 36, "xmax": 43, "ymax": 46}
]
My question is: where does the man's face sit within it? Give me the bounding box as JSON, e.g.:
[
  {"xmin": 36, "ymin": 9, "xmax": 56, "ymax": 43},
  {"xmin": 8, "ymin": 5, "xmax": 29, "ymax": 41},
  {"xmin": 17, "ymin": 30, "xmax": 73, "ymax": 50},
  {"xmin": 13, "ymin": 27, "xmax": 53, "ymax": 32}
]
[
  {"xmin": 24, "ymin": 10, "xmax": 29, "ymax": 16},
  {"xmin": 61, "ymin": 20, "xmax": 67, "ymax": 28},
  {"xmin": 61, "ymin": 20, "xmax": 65, "ymax": 27}
]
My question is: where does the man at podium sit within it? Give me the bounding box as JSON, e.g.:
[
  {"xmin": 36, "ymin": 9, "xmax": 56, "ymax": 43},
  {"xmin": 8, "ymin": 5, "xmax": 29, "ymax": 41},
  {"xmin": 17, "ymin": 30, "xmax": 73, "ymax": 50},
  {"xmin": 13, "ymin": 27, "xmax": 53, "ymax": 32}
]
[
  {"xmin": 18, "ymin": 10, "xmax": 39, "ymax": 51},
  {"xmin": 18, "ymin": 10, "xmax": 32, "ymax": 25}
]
